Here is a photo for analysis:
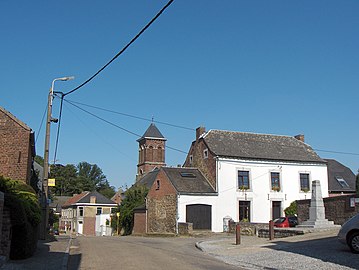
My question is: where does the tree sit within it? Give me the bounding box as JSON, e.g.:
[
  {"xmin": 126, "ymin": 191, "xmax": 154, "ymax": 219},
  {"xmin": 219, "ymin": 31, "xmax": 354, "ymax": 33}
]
[
  {"xmin": 34, "ymin": 155, "xmax": 44, "ymax": 167},
  {"xmin": 77, "ymin": 162, "xmax": 107, "ymax": 191},
  {"xmin": 49, "ymin": 164, "xmax": 79, "ymax": 196},
  {"xmin": 284, "ymin": 201, "xmax": 297, "ymax": 217},
  {"xmin": 118, "ymin": 185, "xmax": 148, "ymax": 235}
]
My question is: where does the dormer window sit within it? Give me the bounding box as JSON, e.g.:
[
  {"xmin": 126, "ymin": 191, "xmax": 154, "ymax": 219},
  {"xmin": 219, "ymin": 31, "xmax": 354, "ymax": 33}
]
[
  {"xmin": 336, "ymin": 176, "xmax": 350, "ymax": 188},
  {"xmin": 203, "ymin": 149, "xmax": 208, "ymax": 159}
]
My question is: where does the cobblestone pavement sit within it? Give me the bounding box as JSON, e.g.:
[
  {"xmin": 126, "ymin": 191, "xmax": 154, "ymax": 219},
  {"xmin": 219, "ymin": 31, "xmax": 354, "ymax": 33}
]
[
  {"xmin": 197, "ymin": 228, "xmax": 359, "ymax": 270},
  {"xmin": 0, "ymin": 235, "xmax": 71, "ymax": 270}
]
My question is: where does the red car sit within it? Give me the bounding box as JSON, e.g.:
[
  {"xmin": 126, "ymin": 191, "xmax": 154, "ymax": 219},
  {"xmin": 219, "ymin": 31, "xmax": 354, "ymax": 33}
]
[{"xmin": 273, "ymin": 216, "xmax": 298, "ymax": 228}]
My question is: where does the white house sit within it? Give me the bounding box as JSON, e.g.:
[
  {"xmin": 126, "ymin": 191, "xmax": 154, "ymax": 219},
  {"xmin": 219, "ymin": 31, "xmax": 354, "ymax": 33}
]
[{"xmin": 183, "ymin": 127, "xmax": 328, "ymax": 232}]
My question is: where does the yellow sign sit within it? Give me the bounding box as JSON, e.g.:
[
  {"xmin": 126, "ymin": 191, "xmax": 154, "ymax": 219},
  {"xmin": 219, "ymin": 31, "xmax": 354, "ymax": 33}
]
[{"xmin": 48, "ymin": 178, "xmax": 56, "ymax": 187}]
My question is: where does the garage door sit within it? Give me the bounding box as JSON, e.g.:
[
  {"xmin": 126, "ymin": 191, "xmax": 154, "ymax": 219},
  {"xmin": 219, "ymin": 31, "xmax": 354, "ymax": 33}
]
[{"xmin": 186, "ymin": 204, "xmax": 212, "ymax": 230}]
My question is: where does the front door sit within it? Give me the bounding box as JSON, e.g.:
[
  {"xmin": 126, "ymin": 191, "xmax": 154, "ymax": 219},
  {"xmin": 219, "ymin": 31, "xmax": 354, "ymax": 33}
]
[
  {"xmin": 78, "ymin": 221, "xmax": 83, "ymax": 234},
  {"xmin": 272, "ymin": 201, "xmax": 281, "ymax": 219},
  {"xmin": 239, "ymin": 201, "xmax": 251, "ymax": 222}
]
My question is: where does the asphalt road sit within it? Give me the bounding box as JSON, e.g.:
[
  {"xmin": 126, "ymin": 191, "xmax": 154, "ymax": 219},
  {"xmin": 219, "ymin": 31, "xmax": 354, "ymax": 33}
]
[{"xmin": 67, "ymin": 235, "xmax": 241, "ymax": 270}]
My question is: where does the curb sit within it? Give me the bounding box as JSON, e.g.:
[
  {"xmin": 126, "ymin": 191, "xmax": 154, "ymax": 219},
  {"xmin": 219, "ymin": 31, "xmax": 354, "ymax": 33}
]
[{"xmin": 62, "ymin": 236, "xmax": 73, "ymax": 270}]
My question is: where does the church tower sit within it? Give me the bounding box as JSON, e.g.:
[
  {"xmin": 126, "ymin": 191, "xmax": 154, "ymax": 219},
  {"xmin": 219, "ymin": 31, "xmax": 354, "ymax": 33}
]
[{"xmin": 136, "ymin": 123, "xmax": 166, "ymax": 180}]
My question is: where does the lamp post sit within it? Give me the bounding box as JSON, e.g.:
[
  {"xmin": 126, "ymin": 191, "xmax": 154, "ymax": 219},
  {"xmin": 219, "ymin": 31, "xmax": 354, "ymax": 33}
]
[{"xmin": 40, "ymin": 76, "xmax": 74, "ymax": 240}]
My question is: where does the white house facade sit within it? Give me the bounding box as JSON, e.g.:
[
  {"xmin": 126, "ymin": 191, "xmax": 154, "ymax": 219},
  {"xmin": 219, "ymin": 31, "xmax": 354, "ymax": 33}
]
[{"xmin": 183, "ymin": 127, "xmax": 329, "ymax": 232}]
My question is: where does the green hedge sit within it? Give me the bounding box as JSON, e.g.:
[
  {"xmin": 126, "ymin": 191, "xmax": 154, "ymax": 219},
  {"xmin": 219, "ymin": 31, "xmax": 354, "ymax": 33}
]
[{"xmin": 0, "ymin": 176, "xmax": 41, "ymax": 259}]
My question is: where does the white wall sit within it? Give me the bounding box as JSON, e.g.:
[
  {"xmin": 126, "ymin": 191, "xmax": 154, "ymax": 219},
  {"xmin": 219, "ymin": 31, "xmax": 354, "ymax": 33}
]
[
  {"xmin": 214, "ymin": 158, "xmax": 328, "ymax": 230},
  {"xmin": 177, "ymin": 158, "xmax": 327, "ymax": 233}
]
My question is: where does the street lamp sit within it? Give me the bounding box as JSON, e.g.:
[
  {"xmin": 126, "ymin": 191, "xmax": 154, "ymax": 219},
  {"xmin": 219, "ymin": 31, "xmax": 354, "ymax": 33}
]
[{"xmin": 40, "ymin": 76, "xmax": 74, "ymax": 240}]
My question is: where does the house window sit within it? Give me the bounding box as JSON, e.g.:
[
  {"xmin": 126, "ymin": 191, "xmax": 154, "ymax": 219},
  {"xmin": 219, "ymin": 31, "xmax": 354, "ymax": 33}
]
[
  {"xmin": 156, "ymin": 180, "xmax": 160, "ymax": 190},
  {"xmin": 300, "ymin": 173, "xmax": 310, "ymax": 191},
  {"xmin": 336, "ymin": 176, "xmax": 350, "ymax": 188},
  {"xmin": 79, "ymin": 207, "xmax": 84, "ymax": 217},
  {"xmin": 189, "ymin": 155, "xmax": 193, "ymax": 165},
  {"xmin": 96, "ymin": 207, "xmax": 102, "ymax": 215},
  {"xmin": 238, "ymin": 170, "xmax": 250, "ymax": 190},
  {"xmin": 271, "ymin": 172, "xmax": 280, "ymax": 191},
  {"xmin": 203, "ymin": 149, "xmax": 208, "ymax": 159}
]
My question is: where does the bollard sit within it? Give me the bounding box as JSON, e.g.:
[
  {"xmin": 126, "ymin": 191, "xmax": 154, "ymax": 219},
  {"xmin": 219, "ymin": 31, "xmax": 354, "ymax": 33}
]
[
  {"xmin": 269, "ymin": 220, "xmax": 274, "ymax": 240},
  {"xmin": 235, "ymin": 224, "xmax": 241, "ymax": 245}
]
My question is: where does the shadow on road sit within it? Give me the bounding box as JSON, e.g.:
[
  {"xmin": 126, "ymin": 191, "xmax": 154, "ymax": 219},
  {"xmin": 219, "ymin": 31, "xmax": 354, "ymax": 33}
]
[{"xmin": 267, "ymin": 236, "xmax": 359, "ymax": 269}]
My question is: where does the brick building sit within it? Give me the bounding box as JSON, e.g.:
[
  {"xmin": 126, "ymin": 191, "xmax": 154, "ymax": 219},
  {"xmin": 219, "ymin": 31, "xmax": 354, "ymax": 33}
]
[
  {"xmin": 0, "ymin": 107, "xmax": 35, "ymax": 184},
  {"xmin": 136, "ymin": 123, "xmax": 166, "ymax": 180},
  {"xmin": 60, "ymin": 191, "xmax": 118, "ymax": 236}
]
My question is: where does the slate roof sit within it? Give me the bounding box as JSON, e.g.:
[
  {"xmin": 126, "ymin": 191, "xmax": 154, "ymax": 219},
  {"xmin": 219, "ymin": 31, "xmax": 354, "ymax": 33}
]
[
  {"xmin": 62, "ymin": 192, "xmax": 89, "ymax": 208},
  {"xmin": 137, "ymin": 123, "xmax": 166, "ymax": 142},
  {"xmin": 77, "ymin": 191, "xmax": 118, "ymax": 205},
  {"xmin": 136, "ymin": 169, "xmax": 160, "ymax": 189},
  {"xmin": 325, "ymin": 159, "xmax": 356, "ymax": 192},
  {"xmin": 162, "ymin": 167, "xmax": 217, "ymax": 195},
  {"xmin": 50, "ymin": 196, "xmax": 72, "ymax": 213},
  {"xmin": 136, "ymin": 167, "xmax": 216, "ymax": 195},
  {"xmin": 202, "ymin": 130, "xmax": 325, "ymax": 163}
]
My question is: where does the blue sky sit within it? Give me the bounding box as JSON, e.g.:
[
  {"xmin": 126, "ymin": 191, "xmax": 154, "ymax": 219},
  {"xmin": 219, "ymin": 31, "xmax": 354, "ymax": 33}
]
[{"xmin": 1, "ymin": 0, "xmax": 358, "ymax": 189}]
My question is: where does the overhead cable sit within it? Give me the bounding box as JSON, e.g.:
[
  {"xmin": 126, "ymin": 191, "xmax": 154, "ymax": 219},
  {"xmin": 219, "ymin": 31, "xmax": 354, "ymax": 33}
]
[
  {"xmin": 64, "ymin": 98, "xmax": 188, "ymax": 155},
  {"xmin": 63, "ymin": 0, "xmax": 174, "ymax": 97},
  {"xmin": 66, "ymin": 99, "xmax": 195, "ymax": 131}
]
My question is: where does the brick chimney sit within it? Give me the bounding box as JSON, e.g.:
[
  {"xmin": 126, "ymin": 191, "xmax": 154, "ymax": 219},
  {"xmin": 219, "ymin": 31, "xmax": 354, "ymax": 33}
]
[
  {"xmin": 196, "ymin": 126, "xmax": 206, "ymax": 141},
  {"xmin": 294, "ymin": 134, "xmax": 305, "ymax": 142},
  {"xmin": 90, "ymin": 196, "xmax": 96, "ymax": 204}
]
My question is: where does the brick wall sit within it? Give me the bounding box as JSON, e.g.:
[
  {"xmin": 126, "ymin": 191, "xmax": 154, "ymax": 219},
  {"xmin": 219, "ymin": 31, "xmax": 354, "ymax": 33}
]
[
  {"xmin": 83, "ymin": 217, "xmax": 96, "ymax": 236},
  {"xmin": 0, "ymin": 109, "xmax": 33, "ymax": 184},
  {"xmin": 146, "ymin": 170, "xmax": 177, "ymax": 234},
  {"xmin": 297, "ymin": 195, "xmax": 359, "ymax": 225},
  {"xmin": 132, "ymin": 210, "xmax": 146, "ymax": 235}
]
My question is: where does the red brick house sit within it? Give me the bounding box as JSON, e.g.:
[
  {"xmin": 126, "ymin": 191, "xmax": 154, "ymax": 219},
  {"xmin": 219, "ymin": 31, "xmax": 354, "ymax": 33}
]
[{"xmin": 0, "ymin": 107, "xmax": 35, "ymax": 184}]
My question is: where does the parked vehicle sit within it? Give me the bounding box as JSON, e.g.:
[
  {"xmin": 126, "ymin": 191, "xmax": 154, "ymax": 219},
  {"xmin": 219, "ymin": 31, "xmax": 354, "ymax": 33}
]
[
  {"xmin": 273, "ymin": 216, "xmax": 298, "ymax": 228},
  {"xmin": 338, "ymin": 213, "xmax": 359, "ymax": 254}
]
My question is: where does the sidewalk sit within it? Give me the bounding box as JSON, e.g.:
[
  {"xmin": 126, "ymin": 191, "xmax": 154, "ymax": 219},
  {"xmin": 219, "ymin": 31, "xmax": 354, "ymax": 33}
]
[
  {"xmin": 0, "ymin": 235, "xmax": 72, "ymax": 270},
  {"xmin": 195, "ymin": 228, "xmax": 359, "ymax": 270}
]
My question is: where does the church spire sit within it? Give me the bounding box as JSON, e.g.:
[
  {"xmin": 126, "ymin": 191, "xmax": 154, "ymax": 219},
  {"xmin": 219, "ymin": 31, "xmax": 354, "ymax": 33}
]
[{"xmin": 136, "ymin": 123, "xmax": 166, "ymax": 180}]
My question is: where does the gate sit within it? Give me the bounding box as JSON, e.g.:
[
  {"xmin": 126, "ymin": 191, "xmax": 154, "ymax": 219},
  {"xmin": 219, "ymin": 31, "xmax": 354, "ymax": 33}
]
[{"xmin": 186, "ymin": 204, "xmax": 212, "ymax": 230}]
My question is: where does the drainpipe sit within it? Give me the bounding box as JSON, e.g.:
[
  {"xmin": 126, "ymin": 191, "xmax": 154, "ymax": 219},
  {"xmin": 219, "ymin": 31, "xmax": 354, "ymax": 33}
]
[{"xmin": 176, "ymin": 194, "xmax": 179, "ymax": 235}]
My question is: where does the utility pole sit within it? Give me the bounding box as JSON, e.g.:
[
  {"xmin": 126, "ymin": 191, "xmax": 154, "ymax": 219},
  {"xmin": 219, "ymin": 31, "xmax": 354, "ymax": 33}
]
[{"xmin": 39, "ymin": 76, "xmax": 74, "ymax": 240}]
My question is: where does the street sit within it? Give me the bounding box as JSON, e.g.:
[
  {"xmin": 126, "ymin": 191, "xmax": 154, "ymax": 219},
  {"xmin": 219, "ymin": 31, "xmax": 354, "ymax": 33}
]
[{"xmin": 67, "ymin": 235, "xmax": 241, "ymax": 270}]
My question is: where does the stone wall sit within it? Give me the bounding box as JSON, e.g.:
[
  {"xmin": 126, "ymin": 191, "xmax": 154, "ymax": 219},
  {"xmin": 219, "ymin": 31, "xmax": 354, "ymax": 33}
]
[
  {"xmin": 0, "ymin": 109, "xmax": 33, "ymax": 184},
  {"xmin": 178, "ymin": 222, "xmax": 193, "ymax": 235},
  {"xmin": 146, "ymin": 170, "xmax": 177, "ymax": 234},
  {"xmin": 297, "ymin": 194, "xmax": 359, "ymax": 225},
  {"xmin": 0, "ymin": 207, "xmax": 11, "ymax": 260},
  {"xmin": 183, "ymin": 132, "xmax": 217, "ymax": 190}
]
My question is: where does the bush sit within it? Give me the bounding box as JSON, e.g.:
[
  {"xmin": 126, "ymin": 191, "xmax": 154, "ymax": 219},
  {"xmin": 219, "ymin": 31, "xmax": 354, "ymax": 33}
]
[
  {"xmin": 118, "ymin": 185, "xmax": 148, "ymax": 235},
  {"xmin": 284, "ymin": 201, "xmax": 297, "ymax": 217},
  {"xmin": 0, "ymin": 176, "xmax": 41, "ymax": 259}
]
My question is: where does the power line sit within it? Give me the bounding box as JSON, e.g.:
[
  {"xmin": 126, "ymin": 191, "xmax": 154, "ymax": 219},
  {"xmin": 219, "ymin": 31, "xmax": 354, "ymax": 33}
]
[
  {"xmin": 64, "ymin": 99, "xmax": 141, "ymax": 137},
  {"xmin": 53, "ymin": 95, "xmax": 64, "ymax": 164},
  {"xmin": 63, "ymin": 98, "xmax": 188, "ymax": 155},
  {"xmin": 63, "ymin": 102, "xmax": 137, "ymax": 162},
  {"xmin": 314, "ymin": 149, "xmax": 359, "ymax": 156},
  {"xmin": 65, "ymin": 99, "xmax": 195, "ymax": 131},
  {"xmin": 63, "ymin": 0, "xmax": 174, "ymax": 97},
  {"xmin": 35, "ymin": 103, "xmax": 48, "ymax": 145}
]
